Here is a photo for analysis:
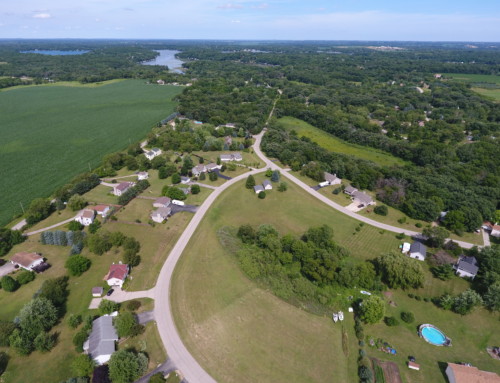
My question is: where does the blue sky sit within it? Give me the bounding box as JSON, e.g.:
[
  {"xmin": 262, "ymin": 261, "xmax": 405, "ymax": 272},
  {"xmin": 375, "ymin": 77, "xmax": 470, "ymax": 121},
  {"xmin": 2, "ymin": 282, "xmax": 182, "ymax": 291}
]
[{"xmin": 1, "ymin": 0, "xmax": 499, "ymax": 41}]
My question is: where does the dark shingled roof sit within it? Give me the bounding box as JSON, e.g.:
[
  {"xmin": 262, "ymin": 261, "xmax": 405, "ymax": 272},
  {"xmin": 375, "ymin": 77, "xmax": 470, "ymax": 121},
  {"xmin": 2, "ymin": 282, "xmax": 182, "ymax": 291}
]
[
  {"xmin": 457, "ymin": 256, "xmax": 479, "ymax": 276},
  {"xmin": 410, "ymin": 241, "xmax": 427, "ymax": 257}
]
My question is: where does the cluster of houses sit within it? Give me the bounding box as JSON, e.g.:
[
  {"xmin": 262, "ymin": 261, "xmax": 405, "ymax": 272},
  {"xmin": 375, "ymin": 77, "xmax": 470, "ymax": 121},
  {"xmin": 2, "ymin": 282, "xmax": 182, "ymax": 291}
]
[
  {"xmin": 401, "ymin": 241, "xmax": 480, "ymax": 279},
  {"xmin": 254, "ymin": 180, "xmax": 273, "ymax": 194},
  {"xmin": 150, "ymin": 197, "xmax": 172, "ymax": 223},
  {"xmin": 192, "ymin": 162, "xmax": 222, "ymax": 176},
  {"xmin": 74, "ymin": 204, "xmax": 112, "ymax": 226}
]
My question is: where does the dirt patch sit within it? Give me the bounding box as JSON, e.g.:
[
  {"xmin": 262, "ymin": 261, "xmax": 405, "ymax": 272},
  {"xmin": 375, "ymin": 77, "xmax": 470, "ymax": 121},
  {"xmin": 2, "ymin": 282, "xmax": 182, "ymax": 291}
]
[
  {"xmin": 372, "ymin": 358, "xmax": 402, "ymax": 383},
  {"xmin": 383, "ymin": 291, "xmax": 393, "ymax": 298}
]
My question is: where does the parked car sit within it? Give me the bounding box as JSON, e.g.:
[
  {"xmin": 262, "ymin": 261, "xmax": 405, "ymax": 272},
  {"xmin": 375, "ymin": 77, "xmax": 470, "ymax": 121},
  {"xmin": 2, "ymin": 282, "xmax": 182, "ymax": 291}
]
[{"xmin": 106, "ymin": 288, "xmax": 114, "ymax": 296}]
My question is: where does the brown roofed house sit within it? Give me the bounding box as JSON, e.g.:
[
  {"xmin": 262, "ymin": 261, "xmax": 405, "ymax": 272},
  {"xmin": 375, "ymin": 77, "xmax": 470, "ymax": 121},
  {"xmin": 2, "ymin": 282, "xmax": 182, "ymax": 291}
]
[
  {"xmin": 11, "ymin": 252, "xmax": 44, "ymax": 271},
  {"xmin": 446, "ymin": 363, "xmax": 500, "ymax": 383},
  {"xmin": 104, "ymin": 264, "xmax": 129, "ymax": 288},
  {"xmin": 153, "ymin": 197, "xmax": 171, "ymax": 208},
  {"xmin": 113, "ymin": 182, "xmax": 135, "ymax": 196}
]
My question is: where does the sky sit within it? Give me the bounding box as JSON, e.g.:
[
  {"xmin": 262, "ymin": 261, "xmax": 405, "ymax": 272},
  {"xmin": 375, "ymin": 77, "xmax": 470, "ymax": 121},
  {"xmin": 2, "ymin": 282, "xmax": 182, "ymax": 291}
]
[{"xmin": 1, "ymin": 0, "xmax": 499, "ymax": 41}]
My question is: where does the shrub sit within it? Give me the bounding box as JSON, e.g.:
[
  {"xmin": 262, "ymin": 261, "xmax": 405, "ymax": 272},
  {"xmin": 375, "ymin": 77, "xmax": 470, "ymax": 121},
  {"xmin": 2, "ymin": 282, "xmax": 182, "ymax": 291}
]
[
  {"xmin": 0, "ymin": 321, "xmax": 16, "ymax": 347},
  {"xmin": 65, "ymin": 255, "xmax": 91, "ymax": 276},
  {"xmin": 384, "ymin": 316, "xmax": 399, "ymax": 326},
  {"xmin": 88, "ymin": 220, "xmax": 101, "ymax": 234},
  {"xmin": 1, "ymin": 276, "xmax": 19, "ymax": 292},
  {"xmin": 400, "ymin": 311, "xmax": 414, "ymax": 323},
  {"xmin": 71, "ymin": 354, "xmax": 95, "ymax": 377},
  {"xmin": 148, "ymin": 373, "xmax": 166, "ymax": 383},
  {"xmin": 68, "ymin": 220, "xmax": 84, "ymax": 231},
  {"xmin": 73, "ymin": 328, "xmax": 89, "ymax": 352},
  {"xmin": 126, "ymin": 300, "xmax": 142, "ymax": 312},
  {"xmin": 16, "ymin": 270, "xmax": 35, "ymax": 285},
  {"xmin": 245, "ymin": 175, "xmax": 255, "ymax": 189},
  {"xmin": 415, "ymin": 222, "xmax": 423, "ymax": 228},
  {"xmin": 114, "ymin": 312, "xmax": 144, "ymax": 338},
  {"xmin": 171, "ymin": 173, "xmax": 181, "ymax": 184},
  {"xmin": 98, "ymin": 300, "xmax": 120, "ymax": 315},
  {"xmin": 34, "ymin": 331, "xmax": 56, "ymax": 352},
  {"xmin": 374, "ymin": 205, "xmax": 388, "ymax": 216},
  {"xmin": 208, "ymin": 172, "xmax": 218, "ymax": 181},
  {"xmin": 258, "ymin": 191, "xmax": 266, "ymax": 199},
  {"xmin": 278, "ymin": 182, "xmax": 288, "ymax": 192},
  {"xmin": 359, "ymin": 296, "xmax": 385, "ymax": 324},
  {"xmin": 191, "ymin": 184, "xmax": 201, "ymax": 194},
  {"xmin": 68, "ymin": 195, "xmax": 87, "ymax": 211},
  {"xmin": 68, "ymin": 314, "xmax": 83, "ymax": 329}
]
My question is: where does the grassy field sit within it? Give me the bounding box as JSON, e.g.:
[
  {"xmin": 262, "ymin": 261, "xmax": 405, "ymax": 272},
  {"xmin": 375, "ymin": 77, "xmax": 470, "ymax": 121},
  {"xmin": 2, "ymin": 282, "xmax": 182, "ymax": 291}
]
[
  {"xmin": 171, "ymin": 177, "xmax": 405, "ymax": 383},
  {"xmin": 471, "ymin": 87, "xmax": 500, "ymax": 101},
  {"xmin": 0, "ymin": 80, "xmax": 182, "ymax": 226},
  {"xmin": 445, "ymin": 73, "xmax": 500, "ymax": 102},
  {"xmin": 278, "ymin": 117, "xmax": 407, "ymax": 167}
]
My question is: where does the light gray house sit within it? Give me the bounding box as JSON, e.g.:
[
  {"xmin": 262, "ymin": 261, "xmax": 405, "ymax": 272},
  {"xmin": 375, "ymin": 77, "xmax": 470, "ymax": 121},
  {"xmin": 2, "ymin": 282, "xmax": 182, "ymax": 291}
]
[
  {"xmin": 344, "ymin": 185, "xmax": 358, "ymax": 195},
  {"xmin": 351, "ymin": 191, "xmax": 375, "ymax": 207},
  {"xmin": 455, "ymin": 256, "xmax": 479, "ymax": 279},
  {"xmin": 151, "ymin": 207, "xmax": 172, "ymax": 223},
  {"xmin": 83, "ymin": 315, "xmax": 119, "ymax": 365},
  {"xmin": 262, "ymin": 180, "xmax": 273, "ymax": 190},
  {"xmin": 254, "ymin": 185, "xmax": 265, "ymax": 194},
  {"xmin": 324, "ymin": 172, "xmax": 341, "ymax": 185},
  {"xmin": 409, "ymin": 241, "xmax": 427, "ymax": 261},
  {"xmin": 192, "ymin": 164, "xmax": 207, "ymax": 176}
]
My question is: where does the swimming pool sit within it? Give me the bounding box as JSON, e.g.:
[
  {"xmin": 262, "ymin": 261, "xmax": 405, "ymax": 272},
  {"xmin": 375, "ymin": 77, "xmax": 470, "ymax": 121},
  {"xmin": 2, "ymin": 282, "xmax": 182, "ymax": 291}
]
[{"xmin": 419, "ymin": 324, "xmax": 451, "ymax": 346}]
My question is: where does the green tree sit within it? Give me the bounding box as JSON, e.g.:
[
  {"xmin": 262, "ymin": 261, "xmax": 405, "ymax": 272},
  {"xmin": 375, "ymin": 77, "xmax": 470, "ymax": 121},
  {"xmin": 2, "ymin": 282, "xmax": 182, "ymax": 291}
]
[
  {"xmin": 271, "ymin": 170, "xmax": 280, "ymax": 182},
  {"xmin": 359, "ymin": 296, "xmax": 385, "ymax": 324},
  {"xmin": 237, "ymin": 224, "xmax": 256, "ymax": 244},
  {"xmin": 400, "ymin": 311, "xmax": 415, "ymax": 323},
  {"xmin": 1, "ymin": 275, "xmax": 19, "ymax": 292},
  {"xmin": 108, "ymin": 350, "xmax": 148, "ymax": 383},
  {"xmin": 38, "ymin": 276, "xmax": 69, "ymax": 310},
  {"xmin": 171, "ymin": 173, "xmax": 181, "ymax": 184},
  {"xmin": 151, "ymin": 156, "xmax": 166, "ymax": 170},
  {"xmin": 209, "ymin": 171, "xmax": 218, "ymax": 181},
  {"xmin": 191, "ymin": 184, "xmax": 201, "ymax": 194},
  {"xmin": 265, "ymin": 168, "xmax": 273, "ymax": 177},
  {"xmin": 68, "ymin": 195, "xmax": 88, "ymax": 211},
  {"xmin": 423, "ymin": 226, "xmax": 449, "ymax": 248},
  {"xmin": 245, "ymin": 175, "xmax": 256, "ymax": 189},
  {"xmin": 258, "ymin": 191, "xmax": 266, "ymax": 199},
  {"xmin": 0, "ymin": 321, "xmax": 16, "ymax": 347},
  {"xmin": 65, "ymin": 255, "xmax": 91, "ymax": 276},
  {"xmin": 484, "ymin": 283, "xmax": 500, "ymax": 311},
  {"xmin": 278, "ymin": 182, "xmax": 288, "ymax": 192},
  {"xmin": 9, "ymin": 328, "xmax": 33, "ymax": 355},
  {"xmin": 26, "ymin": 198, "xmax": 52, "ymax": 225},
  {"xmin": 374, "ymin": 205, "xmax": 388, "ymax": 216},
  {"xmin": 68, "ymin": 314, "xmax": 83, "ymax": 329},
  {"xmin": 375, "ymin": 253, "xmax": 425, "ymax": 289},
  {"xmin": 71, "ymin": 354, "xmax": 95, "ymax": 377},
  {"xmin": 18, "ymin": 298, "xmax": 58, "ymax": 338},
  {"xmin": 99, "ymin": 299, "xmax": 120, "ymax": 315},
  {"xmin": 34, "ymin": 331, "xmax": 55, "ymax": 352},
  {"xmin": 68, "ymin": 220, "xmax": 84, "ymax": 231},
  {"xmin": 443, "ymin": 210, "xmax": 466, "ymax": 232},
  {"xmin": 452, "ymin": 289, "xmax": 483, "ymax": 315},
  {"xmin": 88, "ymin": 220, "xmax": 101, "ymax": 234},
  {"xmin": 431, "ymin": 264, "xmax": 454, "ymax": 280},
  {"xmin": 86, "ymin": 233, "xmax": 112, "ymax": 255},
  {"xmin": 114, "ymin": 312, "xmax": 143, "ymax": 337},
  {"xmin": 16, "ymin": 270, "xmax": 35, "ymax": 285}
]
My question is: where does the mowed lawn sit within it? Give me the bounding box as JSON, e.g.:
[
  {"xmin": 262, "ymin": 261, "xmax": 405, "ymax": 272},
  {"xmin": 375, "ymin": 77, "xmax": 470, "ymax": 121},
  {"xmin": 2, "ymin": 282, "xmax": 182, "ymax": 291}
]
[
  {"xmin": 0, "ymin": 80, "xmax": 182, "ymax": 226},
  {"xmin": 278, "ymin": 116, "xmax": 407, "ymax": 167},
  {"xmin": 171, "ymin": 178, "xmax": 402, "ymax": 383},
  {"xmin": 444, "ymin": 73, "xmax": 500, "ymax": 102}
]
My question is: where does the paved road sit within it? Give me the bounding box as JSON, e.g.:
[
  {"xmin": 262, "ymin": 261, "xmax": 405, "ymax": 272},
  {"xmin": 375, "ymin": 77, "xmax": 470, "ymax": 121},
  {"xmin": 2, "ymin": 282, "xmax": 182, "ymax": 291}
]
[
  {"xmin": 25, "ymin": 216, "xmax": 76, "ymax": 236},
  {"xmin": 252, "ymin": 129, "xmax": 478, "ymax": 250},
  {"xmin": 153, "ymin": 132, "xmax": 269, "ymax": 383},
  {"xmin": 0, "ymin": 263, "xmax": 16, "ymax": 277},
  {"xmin": 189, "ymin": 182, "xmax": 218, "ymax": 190},
  {"xmin": 134, "ymin": 358, "xmax": 178, "ymax": 383}
]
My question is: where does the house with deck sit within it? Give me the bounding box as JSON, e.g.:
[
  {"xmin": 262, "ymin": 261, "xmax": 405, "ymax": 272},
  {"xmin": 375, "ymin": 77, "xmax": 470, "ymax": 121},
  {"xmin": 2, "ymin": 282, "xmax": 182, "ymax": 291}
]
[{"xmin": 11, "ymin": 252, "xmax": 44, "ymax": 271}]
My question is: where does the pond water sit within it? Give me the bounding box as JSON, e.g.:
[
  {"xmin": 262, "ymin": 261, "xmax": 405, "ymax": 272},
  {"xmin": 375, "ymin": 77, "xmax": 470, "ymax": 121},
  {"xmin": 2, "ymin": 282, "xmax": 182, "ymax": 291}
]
[
  {"xmin": 20, "ymin": 50, "xmax": 90, "ymax": 56},
  {"xmin": 142, "ymin": 50, "xmax": 185, "ymax": 73}
]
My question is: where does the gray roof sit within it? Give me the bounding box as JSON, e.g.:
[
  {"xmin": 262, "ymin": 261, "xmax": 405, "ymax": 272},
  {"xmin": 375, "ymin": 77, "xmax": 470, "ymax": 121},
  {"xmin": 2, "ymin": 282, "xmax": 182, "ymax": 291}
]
[
  {"xmin": 154, "ymin": 197, "xmax": 171, "ymax": 206},
  {"xmin": 254, "ymin": 185, "xmax": 264, "ymax": 193},
  {"xmin": 87, "ymin": 316, "xmax": 118, "ymax": 360},
  {"xmin": 410, "ymin": 241, "xmax": 427, "ymax": 256},
  {"xmin": 154, "ymin": 207, "xmax": 172, "ymax": 218},
  {"xmin": 457, "ymin": 256, "xmax": 479, "ymax": 275},
  {"xmin": 344, "ymin": 186, "xmax": 357, "ymax": 194},
  {"xmin": 352, "ymin": 191, "xmax": 373, "ymax": 205},
  {"xmin": 181, "ymin": 176, "xmax": 190, "ymax": 182},
  {"xmin": 324, "ymin": 172, "xmax": 338, "ymax": 183},
  {"xmin": 262, "ymin": 180, "xmax": 272, "ymax": 188}
]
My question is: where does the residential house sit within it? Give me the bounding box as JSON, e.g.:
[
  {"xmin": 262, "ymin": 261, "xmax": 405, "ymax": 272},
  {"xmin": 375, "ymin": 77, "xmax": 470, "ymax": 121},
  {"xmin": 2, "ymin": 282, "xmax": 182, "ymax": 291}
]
[
  {"xmin": 324, "ymin": 172, "xmax": 342, "ymax": 185},
  {"xmin": 351, "ymin": 191, "xmax": 375, "ymax": 207},
  {"xmin": 145, "ymin": 148, "xmax": 162, "ymax": 161},
  {"xmin": 220, "ymin": 153, "xmax": 243, "ymax": 162},
  {"xmin": 83, "ymin": 315, "xmax": 119, "ymax": 365},
  {"xmin": 344, "ymin": 186, "xmax": 358, "ymax": 195},
  {"xmin": 224, "ymin": 136, "xmax": 233, "ymax": 146},
  {"xmin": 153, "ymin": 197, "xmax": 171, "ymax": 208},
  {"xmin": 491, "ymin": 224, "xmax": 500, "ymax": 238},
  {"xmin": 192, "ymin": 164, "xmax": 207, "ymax": 176},
  {"xmin": 445, "ymin": 362, "xmax": 500, "ymax": 383},
  {"xmin": 232, "ymin": 152, "xmax": 243, "ymax": 161},
  {"xmin": 434, "ymin": 74, "xmax": 442, "ymax": 79},
  {"xmin": 11, "ymin": 252, "xmax": 44, "ymax": 271},
  {"xmin": 75, "ymin": 209, "xmax": 96, "ymax": 226},
  {"xmin": 181, "ymin": 176, "xmax": 191, "ymax": 184},
  {"xmin": 93, "ymin": 205, "xmax": 111, "ymax": 218},
  {"xmin": 254, "ymin": 185, "xmax": 265, "ymax": 194},
  {"xmin": 92, "ymin": 287, "xmax": 103, "ymax": 297},
  {"xmin": 455, "ymin": 256, "xmax": 479, "ymax": 279},
  {"xmin": 206, "ymin": 163, "xmax": 222, "ymax": 172},
  {"xmin": 263, "ymin": 180, "xmax": 273, "ymax": 190},
  {"xmin": 113, "ymin": 182, "xmax": 135, "ymax": 196},
  {"xmin": 104, "ymin": 264, "xmax": 129, "ymax": 287},
  {"xmin": 157, "ymin": 79, "xmax": 165, "ymax": 85},
  {"xmin": 408, "ymin": 241, "xmax": 427, "ymax": 261},
  {"xmin": 151, "ymin": 207, "xmax": 172, "ymax": 223},
  {"xmin": 137, "ymin": 171, "xmax": 149, "ymax": 180}
]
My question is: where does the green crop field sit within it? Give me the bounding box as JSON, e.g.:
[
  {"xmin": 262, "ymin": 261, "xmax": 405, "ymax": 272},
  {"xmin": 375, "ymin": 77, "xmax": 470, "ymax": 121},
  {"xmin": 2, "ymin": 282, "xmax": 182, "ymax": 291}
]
[
  {"xmin": 472, "ymin": 87, "xmax": 500, "ymax": 101},
  {"xmin": 444, "ymin": 73, "xmax": 500, "ymax": 84},
  {"xmin": 0, "ymin": 80, "xmax": 182, "ymax": 226},
  {"xmin": 278, "ymin": 117, "xmax": 407, "ymax": 167}
]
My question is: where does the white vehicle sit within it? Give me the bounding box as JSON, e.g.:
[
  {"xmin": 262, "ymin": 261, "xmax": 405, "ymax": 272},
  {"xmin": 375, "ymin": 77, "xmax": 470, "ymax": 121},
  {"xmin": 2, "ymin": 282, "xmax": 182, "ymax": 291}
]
[
  {"xmin": 172, "ymin": 200, "xmax": 185, "ymax": 206},
  {"xmin": 338, "ymin": 311, "xmax": 344, "ymax": 321},
  {"xmin": 332, "ymin": 313, "xmax": 338, "ymax": 323},
  {"xmin": 360, "ymin": 290, "xmax": 372, "ymax": 296},
  {"xmin": 318, "ymin": 181, "xmax": 329, "ymax": 188}
]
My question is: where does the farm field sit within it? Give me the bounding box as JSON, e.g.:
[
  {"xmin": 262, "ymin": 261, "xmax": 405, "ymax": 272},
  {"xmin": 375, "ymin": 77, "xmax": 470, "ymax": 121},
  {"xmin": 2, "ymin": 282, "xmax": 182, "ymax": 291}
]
[
  {"xmin": 445, "ymin": 73, "xmax": 500, "ymax": 102},
  {"xmin": 277, "ymin": 117, "xmax": 407, "ymax": 167},
  {"xmin": 0, "ymin": 80, "xmax": 182, "ymax": 226},
  {"xmin": 171, "ymin": 176, "xmax": 500, "ymax": 383},
  {"xmin": 472, "ymin": 87, "xmax": 500, "ymax": 101},
  {"xmin": 171, "ymin": 177, "xmax": 403, "ymax": 383}
]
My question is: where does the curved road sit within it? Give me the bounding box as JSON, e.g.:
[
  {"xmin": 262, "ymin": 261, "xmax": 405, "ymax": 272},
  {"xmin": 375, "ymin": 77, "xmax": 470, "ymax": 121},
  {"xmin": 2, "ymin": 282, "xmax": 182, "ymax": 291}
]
[{"xmin": 153, "ymin": 129, "xmax": 480, "ymax": 383}]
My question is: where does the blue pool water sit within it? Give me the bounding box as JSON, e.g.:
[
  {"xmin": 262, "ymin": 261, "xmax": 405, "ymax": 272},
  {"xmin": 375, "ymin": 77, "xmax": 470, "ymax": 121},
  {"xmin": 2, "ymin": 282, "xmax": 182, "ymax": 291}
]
[
  {"xmin": 421, "ymin": 326, "xmax": 446, "ymax": 345},
  {"xmin": 20, "ymin": 50, "xmax": 90, "ymax": 55}
]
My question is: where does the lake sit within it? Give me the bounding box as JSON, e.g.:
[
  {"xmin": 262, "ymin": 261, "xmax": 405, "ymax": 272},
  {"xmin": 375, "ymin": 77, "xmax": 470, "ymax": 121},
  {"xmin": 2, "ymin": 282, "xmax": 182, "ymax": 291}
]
[
  {"xmin": 20, "ymin": 50, "xmax": 90, "ymax": 55},
  {"xmin": 142, "ymin": 50, "xmax": 185, "ymax": 73}
]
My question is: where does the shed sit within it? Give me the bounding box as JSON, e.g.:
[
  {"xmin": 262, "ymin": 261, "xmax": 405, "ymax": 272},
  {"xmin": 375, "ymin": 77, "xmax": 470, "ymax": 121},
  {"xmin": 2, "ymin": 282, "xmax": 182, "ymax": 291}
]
[{"xmin": 92, "ymin": 287, "xmax": 104, "ymax": 297}]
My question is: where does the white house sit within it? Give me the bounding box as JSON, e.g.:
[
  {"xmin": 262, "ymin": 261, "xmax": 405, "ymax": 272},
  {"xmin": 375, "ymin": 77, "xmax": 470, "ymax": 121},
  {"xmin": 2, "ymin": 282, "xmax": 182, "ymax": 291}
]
[
  {"xmin": 491, "ymin": 224, "xmax": 500, "ymax": 238},
  {"xmin": 145, "ymin": 148, "xmax": 162, "ymax": 161},
  {"xmin": 455, "ymin": 256, "xmax": 479, "ymax": 279},
  {"xmin": 153, "ymin": 197, "xmax": 171, "ymax": 208},
  {"xmin": 93, "ymin": 205, "xmax": 111, "ymax": 218},
  {"xmin": 192, "ymin": 164, "xmax": 207, "ymax": 176},
  {"xmin": 151, "ymin": 207, "xmax": 172, "ymax": 223},
  {"xmin": 401, "ymin": 242, "xmax": 411, "ymax": 253},
  {"xmin": 75, "ymin": 209, "xmax": 96, "ymax": 226},
  {"xmin": 351, "ymin": 191, "xmax": 375, "ymax": 207},
  {"xmin": 219, "ymin": 152, "xmax": 243, "ymax": 162},
  {"xmin": 104, "ymin": 264, "xmax": 129, "ymax": 287},
  {"xmin": 206, "ymin": 163, "xmax": 222, "ymax": 172},
  {"xmin": 181, "ymin": 176, "xmax": 191, "ymax": 184},
  {"xmin": 83, "ymin": 315, "xmax": 119, "ymax": 365},
  {"xmin": 324, "ymin": 172, "xmax": 342, "ymax": 185},
  {"xmin": 408, "ymin": 241, "xmax": 427, "ymax": 261},
  {"xmin": 254, "ymin": 185, "xmax": 265, "ymax": 194},
  {"xmin": 137, "ymin": 171, "xmax": 149, "ymax": 180},
  {"xmin": 113, "ymin": 182, "xmax": 135, "ymax": 196},
  {"xmin": 263, "ymin": 180, "xmax": 273, "ymax": 190},
  {"xmin": 11, "ymin": 252, "xmax": 44, "ymax": 271}
]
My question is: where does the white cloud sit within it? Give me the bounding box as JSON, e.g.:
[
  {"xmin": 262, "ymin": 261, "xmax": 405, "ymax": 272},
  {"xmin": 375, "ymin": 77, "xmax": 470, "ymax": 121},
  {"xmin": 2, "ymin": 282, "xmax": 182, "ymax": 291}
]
[
  {"xmin": 231, "ymin": 19, "xmax": 241, "ymax": 23},
  {"xmin": 217, "ymin": 3, "xmax": 244, "ymax": 9},
  {"xmin": 33, "ymin": 12, "xmax": 51, "ymax": 19},
  {"xmin": 253, "ymin": 3, "xmax": 269, "ymax": 9}
]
